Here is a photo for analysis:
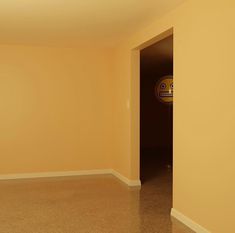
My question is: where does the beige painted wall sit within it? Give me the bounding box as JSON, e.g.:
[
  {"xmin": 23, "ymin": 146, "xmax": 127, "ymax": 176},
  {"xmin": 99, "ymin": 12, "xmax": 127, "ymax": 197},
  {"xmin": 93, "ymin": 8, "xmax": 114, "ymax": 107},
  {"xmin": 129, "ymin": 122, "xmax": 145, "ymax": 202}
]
[
  {"xmin": 112, "ymin": 0, "xmax": 235, "ymax": 232},
  {"xmin": 0, "ymin": 44, "xmax": 113, "ymax": 174},
  {"xmin": 1, "ymin": 0, "xmax": 234, "ymax": 231}
]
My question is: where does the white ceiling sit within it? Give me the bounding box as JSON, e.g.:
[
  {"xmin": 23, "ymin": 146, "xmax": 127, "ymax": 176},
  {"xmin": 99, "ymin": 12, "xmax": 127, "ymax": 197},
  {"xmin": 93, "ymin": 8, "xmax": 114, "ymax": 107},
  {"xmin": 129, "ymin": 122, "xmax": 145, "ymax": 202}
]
[{"xmin": 0, "ymin": 0, "xmax": 185, "ymax": 47}]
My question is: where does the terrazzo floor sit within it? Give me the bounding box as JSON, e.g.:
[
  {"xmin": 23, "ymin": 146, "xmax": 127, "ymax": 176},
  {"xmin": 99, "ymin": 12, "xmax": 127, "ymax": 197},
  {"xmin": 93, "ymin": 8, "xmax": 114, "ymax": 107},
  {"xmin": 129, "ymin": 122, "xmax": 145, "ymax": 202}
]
[{"xmin": 0, "ymin": 166, "xmax": 194, "ymax": 233}]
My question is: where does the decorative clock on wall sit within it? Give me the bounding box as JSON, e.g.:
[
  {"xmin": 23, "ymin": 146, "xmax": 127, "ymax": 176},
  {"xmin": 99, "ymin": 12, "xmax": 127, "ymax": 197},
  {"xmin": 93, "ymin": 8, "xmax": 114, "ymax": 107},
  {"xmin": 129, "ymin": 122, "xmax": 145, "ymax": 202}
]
[{"xmin": 155, "ymin": 75, "xmax": 173, "ymax": 104}]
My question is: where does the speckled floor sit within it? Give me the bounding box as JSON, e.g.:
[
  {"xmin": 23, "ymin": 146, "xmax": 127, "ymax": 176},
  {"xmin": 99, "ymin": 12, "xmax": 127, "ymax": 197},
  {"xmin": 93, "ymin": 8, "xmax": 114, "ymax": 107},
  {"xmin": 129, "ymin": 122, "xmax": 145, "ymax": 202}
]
[{"xmin": 0, "ymin": 169, "xmax": 194, "ymax": 233}]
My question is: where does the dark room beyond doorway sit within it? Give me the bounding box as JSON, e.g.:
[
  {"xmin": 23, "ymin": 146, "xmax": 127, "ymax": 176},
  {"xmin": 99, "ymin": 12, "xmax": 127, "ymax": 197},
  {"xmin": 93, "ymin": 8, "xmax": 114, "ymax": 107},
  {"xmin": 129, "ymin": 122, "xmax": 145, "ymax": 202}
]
[{"xmin": 140, "ymin": 35, "xmax": 173, "ymax": 183}]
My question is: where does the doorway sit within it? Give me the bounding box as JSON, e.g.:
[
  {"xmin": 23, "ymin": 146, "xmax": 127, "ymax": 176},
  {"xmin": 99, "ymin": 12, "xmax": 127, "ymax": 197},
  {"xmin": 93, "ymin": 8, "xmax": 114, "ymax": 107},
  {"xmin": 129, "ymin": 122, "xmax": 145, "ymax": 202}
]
[{"xmin": 140, "ymin": 35, "xmax": 173, "ymax": 184}]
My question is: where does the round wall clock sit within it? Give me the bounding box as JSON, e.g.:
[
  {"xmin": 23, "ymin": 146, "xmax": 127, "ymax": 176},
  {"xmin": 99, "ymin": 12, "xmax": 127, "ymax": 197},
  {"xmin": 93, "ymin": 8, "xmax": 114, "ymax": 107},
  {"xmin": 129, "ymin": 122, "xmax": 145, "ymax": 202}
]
[{"xmin": 155, "ymin": 75, "xmax": 173, "ymax": 104}]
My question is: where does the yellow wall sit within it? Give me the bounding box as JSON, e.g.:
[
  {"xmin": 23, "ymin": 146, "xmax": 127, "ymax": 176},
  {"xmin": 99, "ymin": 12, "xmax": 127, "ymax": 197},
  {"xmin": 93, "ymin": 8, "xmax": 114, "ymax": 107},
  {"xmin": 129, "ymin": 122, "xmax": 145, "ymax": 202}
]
[
  {"xmin": 0, "ymin": 44, "xmax": 113, "ymax": 174},
  {"xmin": 112, "ymin": 0, "xmax": 235, "ymax": 232},
  {"xmin": 1, "ymin": 0, "xmax": 235, "ymax": 231}
]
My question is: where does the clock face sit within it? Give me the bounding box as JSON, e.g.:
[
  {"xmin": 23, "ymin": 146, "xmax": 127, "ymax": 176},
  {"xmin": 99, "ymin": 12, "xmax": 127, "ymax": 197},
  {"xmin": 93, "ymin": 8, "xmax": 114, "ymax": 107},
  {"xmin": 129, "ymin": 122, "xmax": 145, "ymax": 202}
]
[{"xmin": 155, "ymin": 76, "xmax": 173, "ymax": 104}]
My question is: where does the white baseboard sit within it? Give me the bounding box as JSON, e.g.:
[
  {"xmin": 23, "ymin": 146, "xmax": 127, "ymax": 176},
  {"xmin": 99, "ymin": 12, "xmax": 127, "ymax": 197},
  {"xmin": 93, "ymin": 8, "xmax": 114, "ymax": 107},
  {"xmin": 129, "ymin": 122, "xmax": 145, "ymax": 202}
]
[
  {"xmin": 111, "ymin": 170, "xmax": 141, "ymax": 187},
  {"xmin": 0, "ymin": 169, "xmax": 112, "ymax": 180},
  {"xmin": 0, "ymin": 169, "xmax": 141, "ymax": 187},
  {"xmin": 171, "ymin": 208, "xmax": 210, "ymax": 233}
]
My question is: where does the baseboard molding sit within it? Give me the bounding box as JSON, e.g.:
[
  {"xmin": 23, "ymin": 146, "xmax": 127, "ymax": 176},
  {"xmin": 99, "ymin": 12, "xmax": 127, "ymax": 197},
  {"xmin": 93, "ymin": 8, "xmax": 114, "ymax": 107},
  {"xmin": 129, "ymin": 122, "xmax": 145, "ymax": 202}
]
[
  {"xmin": 171, "ymin": 208, "xmax": 210, "ymax": 233},
  {"xmin": 0, "ymin": 169, "xmax": 113, "ymax": 180},
  {"xmin": 0, "ymin": 169, "xmax": 141, "ymax": 187},
  {"xmin": 111, "ymin": 170, "xmax": 141, "ymax": 187}
]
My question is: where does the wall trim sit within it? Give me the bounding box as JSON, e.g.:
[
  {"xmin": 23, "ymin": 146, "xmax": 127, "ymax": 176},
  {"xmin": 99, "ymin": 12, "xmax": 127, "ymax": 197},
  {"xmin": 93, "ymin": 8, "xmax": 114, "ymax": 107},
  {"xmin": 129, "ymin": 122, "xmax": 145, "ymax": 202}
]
[
  {"xmin": 171, "ymin": 208, "xmax": 211, "ymax": 233},
  {"xmin": 111, "ymin": 170, "xmax": 141, "ymax": 187},
  {"xmin": 0, "ymin": 169, "xmax": 141, "ymax": 187}
]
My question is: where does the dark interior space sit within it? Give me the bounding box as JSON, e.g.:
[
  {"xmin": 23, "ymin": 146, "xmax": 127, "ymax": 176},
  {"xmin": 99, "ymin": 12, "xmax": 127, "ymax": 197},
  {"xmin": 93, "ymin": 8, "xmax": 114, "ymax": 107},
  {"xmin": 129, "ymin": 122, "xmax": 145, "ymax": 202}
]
[{"xmin": 140, "ymin": 35, "xmax": 173, "ymax": 183}]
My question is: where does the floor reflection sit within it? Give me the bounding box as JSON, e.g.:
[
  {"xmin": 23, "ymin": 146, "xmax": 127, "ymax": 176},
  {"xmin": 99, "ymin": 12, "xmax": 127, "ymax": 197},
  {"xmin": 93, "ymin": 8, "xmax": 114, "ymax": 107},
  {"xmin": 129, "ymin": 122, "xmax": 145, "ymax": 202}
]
[{"xmin": 0, "ymin": 167, "xmax": 194, "ymax": 233}]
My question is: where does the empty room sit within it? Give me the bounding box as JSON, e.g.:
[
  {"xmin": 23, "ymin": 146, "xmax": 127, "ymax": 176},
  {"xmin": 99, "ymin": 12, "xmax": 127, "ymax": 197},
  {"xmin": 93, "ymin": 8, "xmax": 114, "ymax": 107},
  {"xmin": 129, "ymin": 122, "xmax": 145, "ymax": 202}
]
[{"xmin": 0, "ymin": 1, "xmax": 234, "ymax": 233}]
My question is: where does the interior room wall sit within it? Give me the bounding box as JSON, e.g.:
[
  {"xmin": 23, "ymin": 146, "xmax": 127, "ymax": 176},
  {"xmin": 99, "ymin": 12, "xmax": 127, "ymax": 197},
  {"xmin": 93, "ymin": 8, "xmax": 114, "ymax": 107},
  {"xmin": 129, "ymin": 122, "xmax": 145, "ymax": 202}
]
[
  {"xmin": 112, "ymin": 0, "xmax": 235, "ymax": 232},
  {"xmin": 0, "ymin": 44, "xmax": 113, "ymax": 174},
  {"xmin": 0, "ymin": 0, "xmax": 234, "ymax": 231}
]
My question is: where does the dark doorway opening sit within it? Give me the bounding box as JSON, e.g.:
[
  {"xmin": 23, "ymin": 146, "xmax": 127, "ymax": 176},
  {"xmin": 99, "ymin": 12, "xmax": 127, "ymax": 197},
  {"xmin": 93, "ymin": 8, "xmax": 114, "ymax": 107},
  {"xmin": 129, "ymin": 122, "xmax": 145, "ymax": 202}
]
[{"xmin": 140, "ymin": 35, "xmax": 173, "ymax": 184}]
